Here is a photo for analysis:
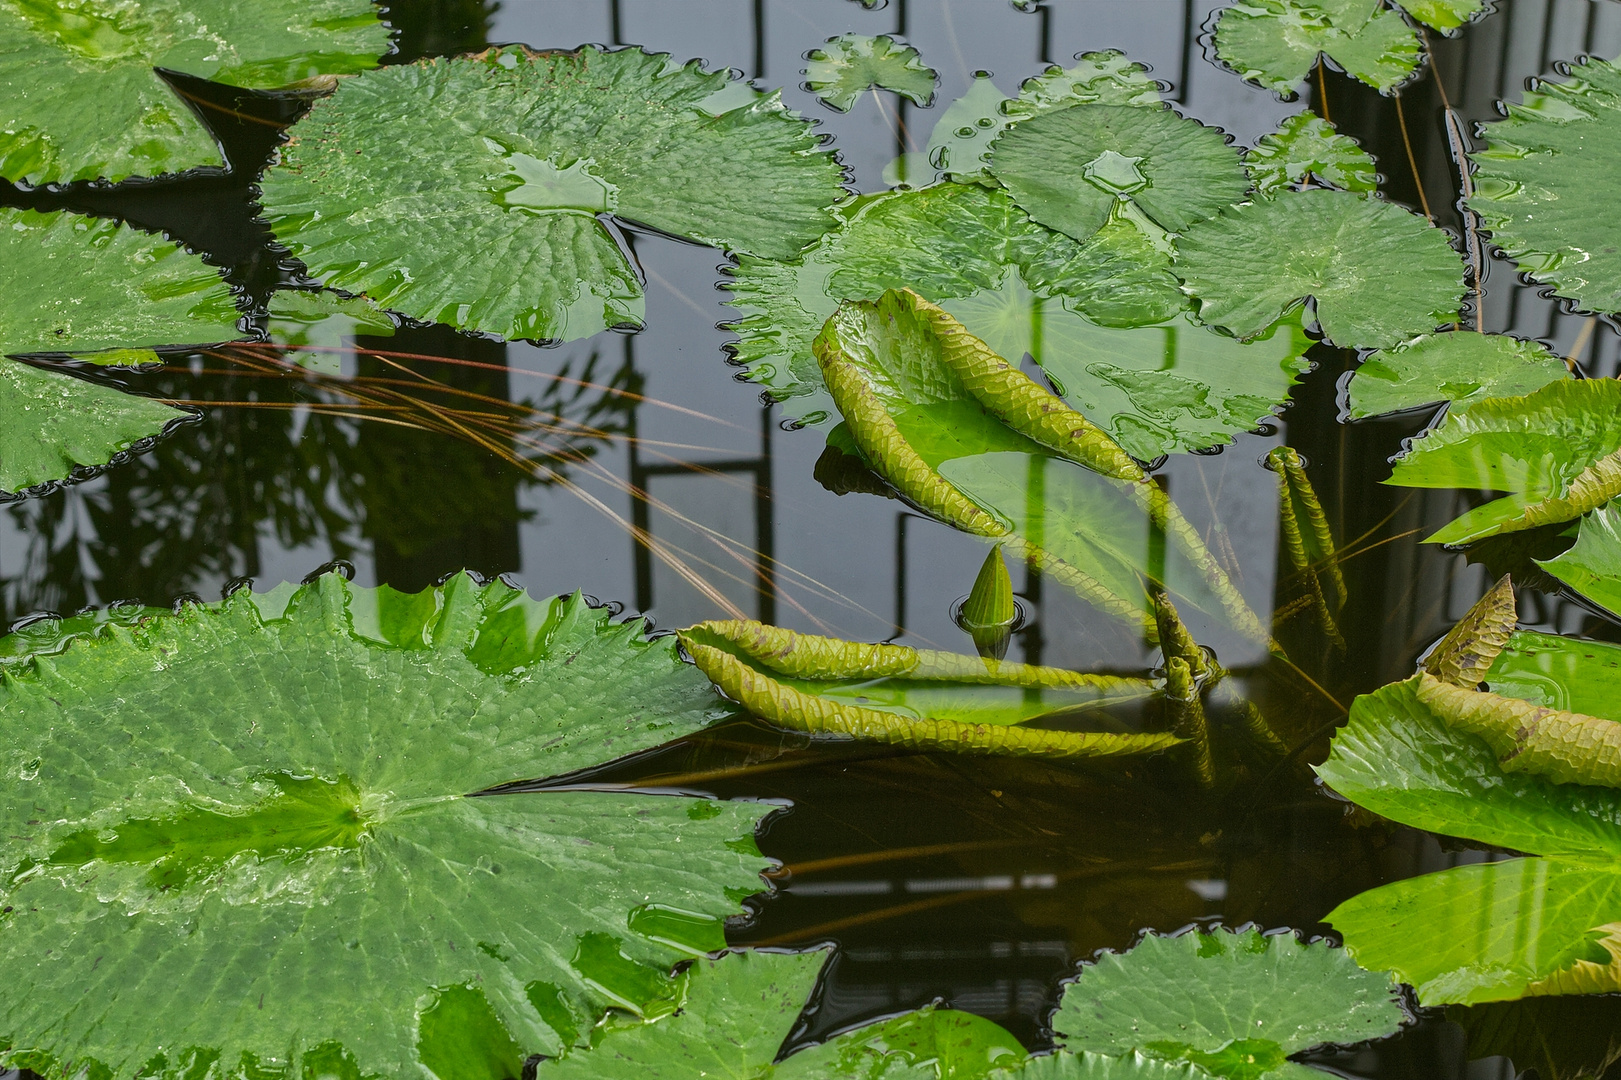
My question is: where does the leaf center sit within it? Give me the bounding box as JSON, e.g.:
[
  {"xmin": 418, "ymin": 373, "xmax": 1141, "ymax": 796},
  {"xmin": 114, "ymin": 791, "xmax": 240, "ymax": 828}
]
[
  {"xmin": 488, "ymin": 146, "xmax": 619, "ymax": 216},
  {"xmin": 1082, "ymin": 149, "xmax": 1149, "ymax": 194},
  {"xmin": 1145, "ymin": 1037, "xmax": 1288, "ymax": 1080}
]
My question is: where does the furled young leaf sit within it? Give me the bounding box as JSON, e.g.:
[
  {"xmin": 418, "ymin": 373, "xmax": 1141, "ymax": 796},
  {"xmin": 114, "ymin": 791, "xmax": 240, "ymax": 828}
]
[
  {"xmin": 724, "ymin": 182, "xmax": 1186, "ymax": 414},
  {"xmin": 1469, "ymin": 57, "xmax": 1621, "ymax": 315},
  {"xmin": 811, "ymin": 289, "xmax": 1274, "ymax": 648},
  {"xmin": 1415, "ymin": 672, "xmax": 1621, "ymax": 788},
  {"xmin": 1269, "ymin": 445, "xmax": 1347, "ymax": 647},
  {"xmin": 1345, "ymin": 332, "xmax": 1567, "ymax": 419},
  {"xmin": 805, "ymin": 34, "xmax": 935, "ymax": 112},
  {"xmin": 1051, "ymin": 928, "xmax": 1405, "ymax": 1078},
  {"xmin": 0, "ymin": 0, "xmax": 390, "ymax": 185},
  {"xmin": 680, "ymin": 620, "xmax": 1174, "ymax": 759},
  {"xmin": 1422, "ymin": 573, "xmax": 1516, "ymax": 688},
  {"xmin": 1244, "ymin": 111, "xmax": 1378, "ymax": 197},
  {"xmin": 1173, "ymin": 188, "xmax": 1465, "ymax": 349},
  {"xmin": 921, "ymin": 52, "xmax": 1163, "ymax": 182},
  {"xmin": 261, "ymin": 46, "xmax": 844, "ymax": 344},
  {"xmin": 944, "ymin": 273, "xmax": 1310, "ymax": 460},
  {"xmin": 1318, "ymin": 661, "xmax": 1621, "ymax": 1003},
  {"xmin": 1214, "ymin": 0, "xmax": 1422, "ymax": 95},
  {"xmin": 1385, "ymin": 379, "xmax": 1621, "ymax": 545},
  {"xmin": 1388, "ymin": 0, "xmax": 1483, "ymax": 30},
  {"xmin": 0, "ymin": 208, "xmax": 243, "ymax": 493},
  {"xmin": 1540, "ymin": 503, "xmax": 1621, "ymax": 615},
  {"xmin": 989, "ymin": 103, "xmax": 1249, "ymax": 242},
  {"xmin": 0, "ymin": 573, "xmax": 776, "ymax": 1079}
]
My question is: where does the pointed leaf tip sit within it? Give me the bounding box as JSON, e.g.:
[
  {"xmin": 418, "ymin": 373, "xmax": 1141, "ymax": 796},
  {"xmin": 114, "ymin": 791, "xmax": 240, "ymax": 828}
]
[{"xmin": 1423, "ymin": 575, "xmax": 1516, "ymax": 687}]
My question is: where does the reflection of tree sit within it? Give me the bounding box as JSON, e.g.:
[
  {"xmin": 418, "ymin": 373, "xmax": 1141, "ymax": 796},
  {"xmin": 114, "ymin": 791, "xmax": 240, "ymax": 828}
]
[{"xmin": 0, "ymin": 339, "xmax": 639, "ymax": 622}]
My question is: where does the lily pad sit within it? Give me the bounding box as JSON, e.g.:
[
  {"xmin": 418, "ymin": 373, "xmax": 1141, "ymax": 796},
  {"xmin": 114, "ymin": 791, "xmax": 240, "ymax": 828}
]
[
  {"xmin": 260, "ymin": 45, "xmax": 845, "ymax": 344},
  {"xmin": 1213, "ymin": 0, "xmax": 1422, "ymax": 96},
  {"xmin": 0, "ymin": 0, "xmax": 391, "ymax": 185},
  {"xmin": 1384, "ymin": 378, "xmax": 1621, "ymax": 545},
  {"xmin": 804, "ymin": 34, "xmax": 935, "ymax": 112},
  {"xmin": 776, "ymin": 1001, "xmax": 1029, "ymax": 1080},
  {"xmin": 1539, "ymin": 502, "xmax": 1621, "ymax": 616},
  {"xmin": 678, "ymin": 619, "xmax": 1174, "ymax": 759},
  {"xmin": 989, "ymin": 103, "xmax": 1250, "ymax": 243},
  {"xmin": 1244, "ymin": 112, "xmax": 1378, "ymax": 197},
  {"xmin": 943, "ymin": 274, "xmax": 1311, "ymax": 460},
  {"xmin": 920, "ymin": 52, "xmax": 1163, "ymax": 182},
  {"xmin": 1469, "ymin": 56, "xmax": 1621, "ymax": 315},
  {"xmin": 1051, "ymin": 928, "xmax": 1406, "ymax": 1079},
  {"xmin": 1345, "ymin": 332, "xmax": 1568, "ymax": 419},
  {"xmin": 0, "ymin": 207, "xmax": 243, "ymax": 493},
  {"xmin": 724, "ymin": 181, "xmax": 1186, "ymax": 414},
  {"xmin": 0, "ymin": 572, "xmax": 777, "ymax": 1078},
  {"xmin": 1388, "ymin": 0, "xmax": 1484, "ymax": 30},
  {"xmin": 1318, "ymin": 645, "xmax": 1621, "ymax": 1003},
  {"xmin": 1173, "ymin": 188, "xmax": 1465, "ymax": 349}
]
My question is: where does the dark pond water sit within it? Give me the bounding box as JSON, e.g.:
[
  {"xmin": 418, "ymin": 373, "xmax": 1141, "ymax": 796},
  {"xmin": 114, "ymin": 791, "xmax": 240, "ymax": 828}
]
[{"xmin": 6, "ymin": 0, "xmax": 1621, "ymax": 1075}]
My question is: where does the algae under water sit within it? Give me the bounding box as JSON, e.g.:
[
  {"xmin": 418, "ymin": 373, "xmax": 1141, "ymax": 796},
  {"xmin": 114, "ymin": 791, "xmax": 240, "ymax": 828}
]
[{"xmin": 4, "ymin": 1, "xmax": 1621, "ymax": 1078}]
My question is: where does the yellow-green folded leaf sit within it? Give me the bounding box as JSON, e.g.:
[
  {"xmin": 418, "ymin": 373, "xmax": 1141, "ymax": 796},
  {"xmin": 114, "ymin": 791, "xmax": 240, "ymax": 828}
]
[
  {"xmin": 1416, "ymin": 672, "xmax": 1621, "ymax": 788},
  {"xmin": 1423, "ymin": 574, "xmax": 1517, "ymax": 688}
]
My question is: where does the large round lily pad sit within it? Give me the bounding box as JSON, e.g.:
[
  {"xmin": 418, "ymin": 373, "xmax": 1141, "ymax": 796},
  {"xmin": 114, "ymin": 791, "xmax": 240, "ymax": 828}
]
[
  {"xmin": 0, "ymin": 573, "xmax": 775, "ymax": 1079},
  {"xmin": 0, "ymin": 0, "xmax": 391, "ymax": 185},
  {"xmin": 260, "ymin": 46, "xmax": 846, "ymax": 344}
]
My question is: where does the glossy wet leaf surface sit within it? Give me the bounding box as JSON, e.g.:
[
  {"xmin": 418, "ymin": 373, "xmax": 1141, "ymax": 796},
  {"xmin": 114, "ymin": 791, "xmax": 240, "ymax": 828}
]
[
  {"xmin": 1318, "ymin": 650, "xmax": 1621, "ymax": 1003},
  {"xmin": 1244, "ymin": 112, "xmax": 1378, "ymax": 197},
  {"xmin": 0, "ymin": 573, "xmax": 775, "ymax": 1078},
  {"xmin": 1345, "ymin": 332, "xmax": 1567, "ymax": 419},
  {"xmin": 1540, "ymin": 503, "xmax": 1621, "ymax": 615},
  {"xmin": 989, "ymin": 103, "xmax": 1249, "ymax": 243},
  {"xmin": 1214, "ymin": 0, "xmax": 1421, "ymax": 95},
  {"xmin": 265, "ymin": 290, "xmax": 395, "ymax": 373},
  {"xmin": 261, "ymin": 46, "xmax": 844, "ymax": 344},
  {"xmin": 1389, "ymin": 0, "xmax": 1484, "ymax": 30},
  {"xmin": 1470, "ymin": 56, "xmax": 1621, "ymax": 315},
  {"xmin": 0, "ymin": 208, "xmax": 242, "ymax": 492},
  {"xmin": 804, "ymin": 34, "xmax": 935, "ymax": 112},
  {"xmin": 1385, "ymin": 379, "xmax": 1621, "ymax": 545},
  {"xmin": 1173, "ymin": 188, "xmax": 1463, "ymax": 349},
  {"xmin": 0, "ymin": 0, "xmax": 390, "ymax": 184}
]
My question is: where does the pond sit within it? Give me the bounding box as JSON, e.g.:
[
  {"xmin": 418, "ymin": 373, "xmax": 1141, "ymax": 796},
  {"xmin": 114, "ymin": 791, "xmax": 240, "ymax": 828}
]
[{"xmin": 3, "ymin": 0, "xmax": 1621, "ymax": 1078}]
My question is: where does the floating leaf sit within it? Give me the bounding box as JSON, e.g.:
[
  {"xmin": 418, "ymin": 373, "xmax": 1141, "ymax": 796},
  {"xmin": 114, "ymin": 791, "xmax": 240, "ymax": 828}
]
[
  {"xmin": 1244, "ymin": 112, "xmax": 1378, "ymax": 197},
  {"xmin": 1345, "ymin": 332, "xmax": 1568, "ymax": 419},
  {"xmin": 724, "ymin": 182, "xmax": 1186, "ymax": 413},
  {"xmin": 1173, "ymin": 188, "xmax": 1465, "ymax": 348},
  {"xmin": 1051, "ymin": 928, "xmax": 1406, "ymax": 1078},
  {"xmin": 942, "ymin": 273, "xmax": 1311, "ymax": 461},
  {"xmin": 989, "ymin": 103, "xmax": 1249, "ymax": 243},
  {"xmin": 0, "ymin": 0, "xmax": 390, "ymax": 185},
  {"xmin": 1470, "ymin": 57, "xmax": 1621, "ymax": 315},
  {"xmin": 261, "ymin": 46, "xmax": 844, "ymax": 343},
  {"xmin": 1415, "ymin": 672, "xmax": 1621, "ymax": 788},
  {"xmin": 0, "ymin": 573, "xmax": 776, "ymax": 1078},
  {"xmin": 266, "ymin": 289, "xmax": 396, "ymax": 374},
  {"xmin": 1540, "ymin": 503, "xmax": 1621, "ymax": 615},
  {"xmin": 812, "ymin": 289, "xmax": 1274, "ymax": 647},
  {"xmin": 804, "ymin": 34, "xmax": 935, "ymax": 112},
  {"xmin": 0, "ymin": 208, "xmax": 243, "ymax": 493},
  {"xmin": 1318, "ymin": 656, "xmax": 1621, "ymax": 1003},
  {"xmin": 1422, "ymin": 573, "xmax": 1516, "ymax": 687},
  {"xmin": 1388, "ymin": 0, "xmax": 1483, "ymax": 30},
  {"xmin": 775, "ymin": 1002, "xmax": 1029, "ymax": 1080},
  {"xmin": 921, "ymin": 53, "xmax": 1162, "ymax": 182},
  {"xmin": 679, "ymin": 620, "xmax": 1173, "ymax": 759},
  {"xmin": 1385, "ymin": 379, "xmax": 1621, "ymax": 545},
  {"xmin": 1213, "ymin": 0, "xmax": 1422, "ymax": 95}
]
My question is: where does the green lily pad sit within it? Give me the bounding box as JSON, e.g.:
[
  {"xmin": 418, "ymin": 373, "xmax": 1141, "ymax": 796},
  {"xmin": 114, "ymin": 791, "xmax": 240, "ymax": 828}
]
[
  {"xmin": 989, "ymin": 103, "xmax": 1250, "ymax": 243},
  {"xmin": 0, "ymin": 572, "xmax": 776, "ymax": 1079},
  {"xmin": 943, "ymin": 273, "xmax": 1311, "ymax": 460},
  {"xmin": 1469, "ymin": 56, "xmax": 1621, "ymax": 315},
  {"xmin": 920, "ymin": 52, "xmax": 1162, "ymax": 182},
  {"xmin": 1388, "ymin": 0, "xmax": 1484, "ymax": 30},
  {"xmin": 1244, "ymin": 111, "xmax": 1378, "ymax": 197},
  {"xmin": 1318, "ymin": 652, "xmax": 1621, "ymax": 1004},
  {"xmin": 260, "ymin": 45, "xmax": 844, "ymax": 344},
  {"xmin": 804, "ymin": 34, "xmax": 935, "ymax": 112},
  {"xmin": 0, "ymin": 0, "xmax": 391, "ymax": 185},
  {"xmin": 724, "ymin": 181, "xmax": 1186, "ymax": 416},
  {"xmin": 1173, "ymin": 188, "xmax": 1465, "ymax": 348},
  {"xmin": 1539, "ymin": 502, "xmax": 1621, "ymax": 615},
  {"xmin": 1345, "ymin": 332, "xmax": 1568, "ymax": 419},
  {"xmin": 1051, "ymin": 928, "xmax": 1405, "ymax": 1079},
  {"xmin": 775, "ymin": 1003, "xmax": 1029, "ymax": 1080},
  {"xmin": 1213, "ymin": 0, "xmax": 1421, "ymax": 96},
  {"xmin": 0, "ymin": 207, "xmax": 243, "ymax": 493},
  {"xmin": 1384, "ymin": 378, "xmax": 1621, "ymax": 545},
  {"xmin": 266, "ymin": 289, "xmax": 397, "ymax": 374}
]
